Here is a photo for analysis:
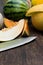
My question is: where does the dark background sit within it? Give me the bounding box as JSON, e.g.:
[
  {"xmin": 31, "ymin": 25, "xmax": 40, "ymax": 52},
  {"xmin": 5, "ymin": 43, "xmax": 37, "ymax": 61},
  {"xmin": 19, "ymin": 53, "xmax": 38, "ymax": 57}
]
[{"xmin": 0, "ymin": 0, "xmax": 43, "ymax": 65}]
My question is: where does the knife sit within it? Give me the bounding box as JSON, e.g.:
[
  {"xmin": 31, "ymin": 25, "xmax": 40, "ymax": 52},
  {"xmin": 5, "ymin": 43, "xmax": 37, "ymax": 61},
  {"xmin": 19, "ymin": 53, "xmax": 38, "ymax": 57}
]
[{"xmin": 0, "ymin": 36, "xmax": 36, "ymax": 52}]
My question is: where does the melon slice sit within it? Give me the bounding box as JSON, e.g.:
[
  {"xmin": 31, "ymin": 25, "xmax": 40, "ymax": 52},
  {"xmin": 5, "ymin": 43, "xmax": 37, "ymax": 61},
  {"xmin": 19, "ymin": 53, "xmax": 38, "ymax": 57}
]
[
  {"xmin": 4, "ymin": 18, "xmax": 30, "ymax": 37},
  {"xmin": 0, "ymin": 19, "xmax": 24, "ymax": 41},
  {"xmin": 22, "ymin": 19, "xmax": 30, "ymax": 36},
  {"xmin": 26, "ymin": 4, "xmax": 43, "ymax": 16}
]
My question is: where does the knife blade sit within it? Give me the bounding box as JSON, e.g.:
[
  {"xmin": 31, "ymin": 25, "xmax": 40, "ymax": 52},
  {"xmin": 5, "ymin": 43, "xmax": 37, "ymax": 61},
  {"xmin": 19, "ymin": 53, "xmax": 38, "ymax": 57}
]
[{"xmin": 0, "ymin": 36, "xmax": 36, "ymax": 52}]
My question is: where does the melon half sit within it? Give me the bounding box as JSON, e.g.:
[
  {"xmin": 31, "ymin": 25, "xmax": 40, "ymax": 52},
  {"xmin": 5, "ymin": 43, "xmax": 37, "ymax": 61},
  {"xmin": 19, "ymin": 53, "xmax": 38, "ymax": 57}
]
[{"xmin": 0, "ymin": 19, "xmax": 24, "ymax": 41}]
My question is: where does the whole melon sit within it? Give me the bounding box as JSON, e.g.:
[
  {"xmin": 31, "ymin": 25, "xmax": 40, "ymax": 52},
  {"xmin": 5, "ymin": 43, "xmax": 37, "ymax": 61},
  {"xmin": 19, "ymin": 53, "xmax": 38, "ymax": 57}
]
[
  {"xmin": 32, "ymin": 13, "xmax": 43, "ymax": 31},
  {"xmin": 4, "ymin": 0, "xmax": 31, "ymax": 21}
]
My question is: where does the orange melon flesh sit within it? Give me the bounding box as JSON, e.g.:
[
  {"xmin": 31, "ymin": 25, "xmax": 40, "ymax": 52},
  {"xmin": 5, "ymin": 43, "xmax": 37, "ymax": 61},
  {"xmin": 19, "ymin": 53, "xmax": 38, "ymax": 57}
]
[{"xmin": 4, "ymin": 18, "xmax": 18, "ymax": 28}]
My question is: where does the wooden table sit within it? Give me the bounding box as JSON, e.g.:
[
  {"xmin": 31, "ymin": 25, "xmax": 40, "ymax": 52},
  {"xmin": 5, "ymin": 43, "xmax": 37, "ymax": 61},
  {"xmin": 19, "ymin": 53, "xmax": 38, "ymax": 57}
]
[{"xmin": 0, "ymin": 0, "xmax": 43, "ymax": 65}]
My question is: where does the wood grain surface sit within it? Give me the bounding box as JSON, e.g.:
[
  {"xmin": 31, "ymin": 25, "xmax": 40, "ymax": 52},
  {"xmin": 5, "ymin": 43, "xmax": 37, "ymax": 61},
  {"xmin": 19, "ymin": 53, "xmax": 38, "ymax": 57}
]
[{"xmin": 0, "ymin": 0, "xmax": 43, "ymax": 65}]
